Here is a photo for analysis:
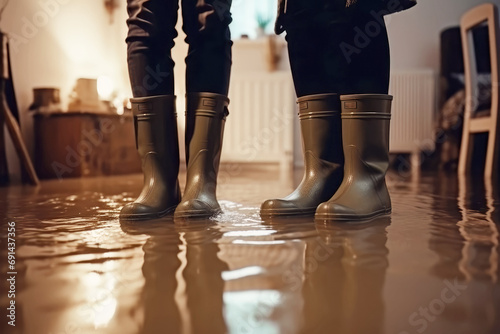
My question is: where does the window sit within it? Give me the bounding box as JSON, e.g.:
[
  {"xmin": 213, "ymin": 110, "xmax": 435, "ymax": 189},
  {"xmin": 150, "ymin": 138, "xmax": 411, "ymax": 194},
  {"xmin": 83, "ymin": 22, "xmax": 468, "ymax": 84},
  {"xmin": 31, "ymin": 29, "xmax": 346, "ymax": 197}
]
[{"xmin": 230, "ymin": 0, "xmax": 278, "ymax": 39}]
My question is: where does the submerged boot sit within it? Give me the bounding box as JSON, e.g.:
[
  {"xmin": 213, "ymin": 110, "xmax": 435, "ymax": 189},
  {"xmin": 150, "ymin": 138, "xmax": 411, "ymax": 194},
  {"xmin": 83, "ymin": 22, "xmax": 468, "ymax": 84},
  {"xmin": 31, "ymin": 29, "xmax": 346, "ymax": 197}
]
[
  {"xmin": 315, "ymin": 94, "xmax": 392, "ymax": 221},
  {"xmin": 120, "ymin": 95, "xmax": 181, "ymax": 220},
  {"xmin": 174, "ymin": 93, "xmax": 229, "ymax": 219},
  {"xmin": 260, "ymin": 94, "xmax": 344, "ymax": 217}
]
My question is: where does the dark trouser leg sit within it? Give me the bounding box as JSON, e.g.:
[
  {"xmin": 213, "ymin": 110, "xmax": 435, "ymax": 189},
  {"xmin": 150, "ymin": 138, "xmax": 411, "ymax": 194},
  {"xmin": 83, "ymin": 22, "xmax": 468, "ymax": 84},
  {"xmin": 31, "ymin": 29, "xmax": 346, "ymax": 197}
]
[
  {"xmin": 126, "ymin": 0, "xmax": 179, "ymax": 97},
  {"xmin": 285, "ymin": 6, "xmax": 390, "ymax": 97},
  {"xmin": 181, "ymin": 0, "xmax": 233, "ymax": 95}
]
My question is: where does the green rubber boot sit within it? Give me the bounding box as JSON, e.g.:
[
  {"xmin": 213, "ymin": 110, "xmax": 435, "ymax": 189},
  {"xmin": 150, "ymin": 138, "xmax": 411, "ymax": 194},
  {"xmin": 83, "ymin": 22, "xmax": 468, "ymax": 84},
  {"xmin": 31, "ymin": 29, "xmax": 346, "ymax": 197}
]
[
  {"xmin": 174, "ymin": 93, "xmax": 229, "ymax": 219},
  {"xmin": 260, "ymin": 94, "xmax": 344, "ymax": 217},
  {"xmin": 120, "ymin": 95, "xmax": 181, "ymax": 221},
  {"xmin": 315, "ymin": 94, "xmax": 393, "ymax": 221}
]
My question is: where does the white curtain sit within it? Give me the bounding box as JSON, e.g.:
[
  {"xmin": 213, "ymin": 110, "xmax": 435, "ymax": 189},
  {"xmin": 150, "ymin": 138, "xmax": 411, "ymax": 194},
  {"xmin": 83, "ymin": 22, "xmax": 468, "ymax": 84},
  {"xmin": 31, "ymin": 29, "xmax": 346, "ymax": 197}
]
[{"xmin": 230, "ymin": 0, "xmax": 277, "ymax": 39}]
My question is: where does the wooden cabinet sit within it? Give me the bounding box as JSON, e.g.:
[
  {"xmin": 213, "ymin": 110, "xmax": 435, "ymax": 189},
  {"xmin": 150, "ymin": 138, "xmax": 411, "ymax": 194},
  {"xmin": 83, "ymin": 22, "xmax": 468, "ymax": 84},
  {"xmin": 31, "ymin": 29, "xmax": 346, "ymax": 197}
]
[{"xmin": 34, "ymin": 111, "xmax": 141, "ymax": 179}]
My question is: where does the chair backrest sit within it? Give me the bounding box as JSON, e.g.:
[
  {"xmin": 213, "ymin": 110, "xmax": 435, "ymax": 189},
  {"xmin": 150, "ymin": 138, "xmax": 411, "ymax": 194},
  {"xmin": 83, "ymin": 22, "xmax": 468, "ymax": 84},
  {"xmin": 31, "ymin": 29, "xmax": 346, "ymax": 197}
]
[
  {"xmin": 461, "ymin": 3, "xmax": 499, "ymax": 118},
  {"xmin": 459, "ymin": 3, "xmax": 500, "ymax": 178}
]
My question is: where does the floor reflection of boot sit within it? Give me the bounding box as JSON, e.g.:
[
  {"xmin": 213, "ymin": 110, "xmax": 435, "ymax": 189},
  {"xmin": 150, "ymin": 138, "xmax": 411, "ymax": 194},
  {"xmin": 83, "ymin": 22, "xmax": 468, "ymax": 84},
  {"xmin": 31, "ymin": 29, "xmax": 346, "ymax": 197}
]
[
  {"xmin": 301, "ymin": 218, "xmax": 390, "ymax": 334},
  {"xmin": 175, "ymin": 220, "xmax": 229, "ymax": 334},
  {"xmin": 120, "ymin": 220, "xmax": 229, "ymax": 334},
  {"xmin": 120, "ymin": 219, "xmax": 182, "ymax": 334}
]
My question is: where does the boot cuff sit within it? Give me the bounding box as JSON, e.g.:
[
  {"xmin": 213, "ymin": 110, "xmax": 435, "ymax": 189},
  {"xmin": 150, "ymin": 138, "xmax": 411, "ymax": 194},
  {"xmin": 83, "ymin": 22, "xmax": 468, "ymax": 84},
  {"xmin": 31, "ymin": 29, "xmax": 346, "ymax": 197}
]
[
  {"xmin": 341, "ymin": 112, "xmax": 391, "ymax": 119},
  {"xmin": 130, "ymin": 95, "xmax": 176, "ymax": 104},
  {"xmin": 297, "ymin": 93, "xmax": 341, "ymax": 117},
  {"xmin": 340, "ymin": 94, "xmax": 393, "ymax": 113},
  {"xmin": 186, "ymin": 92, "xmax": 229, "ymax": 119},
  {"xmin": 130, "ymin": 95, "xmax": 177, "ymax": 117},
  {"xmin": 340, "ymin": 94, "xmax": 393, "ymax": 101}
]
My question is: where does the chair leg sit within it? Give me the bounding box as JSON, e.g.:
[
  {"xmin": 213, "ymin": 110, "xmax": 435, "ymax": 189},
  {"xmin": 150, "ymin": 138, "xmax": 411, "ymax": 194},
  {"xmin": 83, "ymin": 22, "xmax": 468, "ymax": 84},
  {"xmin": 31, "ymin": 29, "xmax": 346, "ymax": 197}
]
[{"xmin": 484, "ymin": 127, "xmax": 498, "ymax": 178}]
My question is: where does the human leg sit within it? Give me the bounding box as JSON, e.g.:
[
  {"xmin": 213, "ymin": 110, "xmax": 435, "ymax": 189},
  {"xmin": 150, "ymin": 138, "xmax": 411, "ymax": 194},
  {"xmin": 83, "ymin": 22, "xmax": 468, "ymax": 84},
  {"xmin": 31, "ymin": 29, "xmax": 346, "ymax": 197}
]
[
  {"xmin": 174, "ymin": 0, "xmax": 233, "ymax": 219},
  {"xmin": 121, "ymin": 0, "xmax": 182, "ymax": 220}
]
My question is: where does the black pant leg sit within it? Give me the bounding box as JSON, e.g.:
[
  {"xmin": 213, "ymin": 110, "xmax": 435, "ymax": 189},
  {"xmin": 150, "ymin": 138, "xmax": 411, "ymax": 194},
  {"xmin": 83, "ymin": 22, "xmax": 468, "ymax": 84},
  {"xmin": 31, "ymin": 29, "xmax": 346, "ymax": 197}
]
[
  {"xmin": 126, "ymin": 0, "xmax": 179, "ymax": 97},
  {"xmin": 343, "ymin": 10, "xmax": 390, "ymax": 95},
  {"xmin": 285, "ymin": 2, "xmax": 390, "ymax": 97},
  {"xmin": 181, "ymin": 0, "xmax": 232, "ymax": 95}
]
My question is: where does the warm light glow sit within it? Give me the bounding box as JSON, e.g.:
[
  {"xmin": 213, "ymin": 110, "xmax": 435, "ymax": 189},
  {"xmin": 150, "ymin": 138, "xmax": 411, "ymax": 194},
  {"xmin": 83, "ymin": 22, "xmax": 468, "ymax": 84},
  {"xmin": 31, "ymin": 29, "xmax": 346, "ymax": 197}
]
[
  {"xmin": 113, "ymin": 95, "xmax": 125, "ymax": 115},
  {"xmin": 224, "ymin": 290, "xmax": 292, "ymax": 333},
  {"xmin": 82, "ymin": 271, "xmax": 118, "ymax": 329},
  {"xmin": 97, "ymin": 76, "xmax": 114, "ymax": 100},
  {"xmin": 223, "ymin": 230, "xmax": 276, "ymax": 237},
  {"xmin": 221, "ymin": 266, "xmax": 265, "ymax": 281}
]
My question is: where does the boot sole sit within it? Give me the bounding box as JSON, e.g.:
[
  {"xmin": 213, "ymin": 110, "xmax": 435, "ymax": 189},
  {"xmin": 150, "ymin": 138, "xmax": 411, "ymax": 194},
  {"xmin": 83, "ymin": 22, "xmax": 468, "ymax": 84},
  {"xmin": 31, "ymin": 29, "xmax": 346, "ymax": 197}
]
[
  {"xmin": 119, "ymin": 205, "xmax": 177, "ymax": 221},
  {"xmin": 173, "ymin": 208, "xmax": 222, "ymax": 220},
  {"xmin": 314, "ymin": 208, "xmax": 392, "ymax": 222},
  {"xmin": 260, "ymin": 207, "xmax": 317, "ymax": 218}
]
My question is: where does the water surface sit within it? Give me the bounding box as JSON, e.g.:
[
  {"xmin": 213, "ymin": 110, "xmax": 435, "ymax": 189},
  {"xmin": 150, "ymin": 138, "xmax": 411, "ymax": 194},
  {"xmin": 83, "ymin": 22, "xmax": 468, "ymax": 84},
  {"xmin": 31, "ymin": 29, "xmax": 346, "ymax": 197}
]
[{"xmin": 1, "ymin": 167, "xmax": 499, "ymax": 334}]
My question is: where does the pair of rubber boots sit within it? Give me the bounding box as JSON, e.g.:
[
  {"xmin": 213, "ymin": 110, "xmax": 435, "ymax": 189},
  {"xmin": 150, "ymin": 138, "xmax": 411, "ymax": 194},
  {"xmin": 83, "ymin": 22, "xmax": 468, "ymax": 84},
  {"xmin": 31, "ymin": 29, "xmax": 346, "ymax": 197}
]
[
  {"xmin": 260, "ymin": 93, "xmax": 393, "ymax": 222},
  {"xmin": 120, "ymin": 93, "xmax": 229, "ymax": 221}
]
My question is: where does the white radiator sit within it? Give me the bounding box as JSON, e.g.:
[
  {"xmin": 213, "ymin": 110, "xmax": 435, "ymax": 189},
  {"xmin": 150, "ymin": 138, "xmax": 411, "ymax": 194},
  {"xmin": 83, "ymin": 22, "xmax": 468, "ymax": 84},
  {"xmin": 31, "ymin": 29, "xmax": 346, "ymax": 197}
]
[
  {"xmin": 223, "ymin": 70, "xmax": 436, "ymax": 170},
  {"xmin": 389, "ymin": 70, "xmax": 436, "ymax": 164},
  {"xmin": 223, "ymin": 72, "xmax": 295, "ymax": 170}
]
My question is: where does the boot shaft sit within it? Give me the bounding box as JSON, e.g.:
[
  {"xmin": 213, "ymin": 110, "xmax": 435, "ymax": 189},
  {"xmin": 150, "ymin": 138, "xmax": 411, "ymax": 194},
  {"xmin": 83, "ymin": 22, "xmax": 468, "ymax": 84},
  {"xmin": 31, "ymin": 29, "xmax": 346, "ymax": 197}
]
[
  {"xmin": 131, "ymin": 95, "xmax": 179, "ymax": 163},
  {"xmin": 185, "ymin": 93, "xmax": 229, "ymax": 167},
  {"xmin": 340, "ymin": 94, "xmax": 392, "ymax": 172},
  {"xmin": 297, "ymin": 94, "xmax": 343, "ymax": 165},
  {"xmin": 130, "ymin": 95, "xmax": 179, "ymax": 156}
]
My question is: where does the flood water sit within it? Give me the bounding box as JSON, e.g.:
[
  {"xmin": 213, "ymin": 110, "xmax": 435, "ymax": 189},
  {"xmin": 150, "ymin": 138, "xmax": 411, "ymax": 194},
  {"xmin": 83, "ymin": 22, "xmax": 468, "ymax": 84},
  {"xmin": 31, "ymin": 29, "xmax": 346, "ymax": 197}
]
[{"xmin": 1, "ymin": 165, "xmax": 499, "ymax": 334}]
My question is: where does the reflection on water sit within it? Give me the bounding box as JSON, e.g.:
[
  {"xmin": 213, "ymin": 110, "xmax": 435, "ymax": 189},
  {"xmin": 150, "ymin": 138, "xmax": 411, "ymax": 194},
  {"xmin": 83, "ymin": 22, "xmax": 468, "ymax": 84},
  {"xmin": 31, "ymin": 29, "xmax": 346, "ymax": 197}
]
[
  {"xmin": 302, "ymin": 218, "xmax": 390, "ymax": 334},
  {"xmin": 0, "ymin": 170, "xmax": 499, "ymax": 334},
  {"xmin": 119, "ymin": 220, "xmax": 228, "ymax": 334}
]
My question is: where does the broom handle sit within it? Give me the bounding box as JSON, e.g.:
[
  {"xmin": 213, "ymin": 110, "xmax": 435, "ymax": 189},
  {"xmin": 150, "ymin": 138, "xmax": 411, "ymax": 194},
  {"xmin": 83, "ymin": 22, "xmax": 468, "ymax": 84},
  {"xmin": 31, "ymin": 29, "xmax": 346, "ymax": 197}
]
[{"xmin": 0, "ymin": 31, "xmax": 40, "ymax": 186}]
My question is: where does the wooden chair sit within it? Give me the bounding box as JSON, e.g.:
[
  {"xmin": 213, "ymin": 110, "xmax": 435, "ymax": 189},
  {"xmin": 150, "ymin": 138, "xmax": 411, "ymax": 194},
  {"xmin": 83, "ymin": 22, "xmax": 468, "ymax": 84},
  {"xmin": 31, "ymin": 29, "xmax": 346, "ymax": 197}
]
[{"xmin": 458, "ymin": 3, "xmax": 500, "ymax": 179}]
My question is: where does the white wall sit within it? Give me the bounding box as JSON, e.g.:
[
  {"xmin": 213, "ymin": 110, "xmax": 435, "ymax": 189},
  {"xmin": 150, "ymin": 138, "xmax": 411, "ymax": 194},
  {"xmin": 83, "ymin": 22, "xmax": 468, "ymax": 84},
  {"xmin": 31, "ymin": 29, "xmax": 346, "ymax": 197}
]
[
  {"xmin": 388, "ymin": 0, "xmax": 499, "ymax": 70},
  {"xmin": 1, "ymin": 0, "xmax": 130, "ymax": 182}
]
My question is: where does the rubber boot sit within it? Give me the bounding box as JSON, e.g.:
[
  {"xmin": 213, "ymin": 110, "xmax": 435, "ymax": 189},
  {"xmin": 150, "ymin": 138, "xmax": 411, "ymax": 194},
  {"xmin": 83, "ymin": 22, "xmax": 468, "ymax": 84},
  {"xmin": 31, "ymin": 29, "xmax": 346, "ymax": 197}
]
[
  {"xmin": 260, "ymin": 94, "xmax": 344, "ymax": 217},
  {"xmin": 315, "ymin": 94, "xmax": 392, "ymax": 221},
  {"xmin": 120, "ymin": 95, "xmax": 181, "ymax": 220},
  {"xmin": 174, "ymin": 93, "xmax": 229, "ymax": 219}
]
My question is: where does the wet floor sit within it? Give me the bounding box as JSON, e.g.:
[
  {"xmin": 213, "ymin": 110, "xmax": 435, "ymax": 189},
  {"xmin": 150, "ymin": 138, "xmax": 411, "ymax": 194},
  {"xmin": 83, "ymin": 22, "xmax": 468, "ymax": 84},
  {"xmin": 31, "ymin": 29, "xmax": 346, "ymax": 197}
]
[{"xmin": 1, "ymin": 165, "xmax": 499, "ymax": 334}]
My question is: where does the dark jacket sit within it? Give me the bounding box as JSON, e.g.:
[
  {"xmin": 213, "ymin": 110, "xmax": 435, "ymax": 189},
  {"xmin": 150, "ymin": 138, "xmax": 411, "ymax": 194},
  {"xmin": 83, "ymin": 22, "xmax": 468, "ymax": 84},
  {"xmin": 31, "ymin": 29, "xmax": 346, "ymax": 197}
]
[
  {"xmin": 355, "ymin": 0, "xmax": 417, "ymax": 13},
  {"xmin": 275, "ymin": 0, "xmax": 417, "ymax": 34}
]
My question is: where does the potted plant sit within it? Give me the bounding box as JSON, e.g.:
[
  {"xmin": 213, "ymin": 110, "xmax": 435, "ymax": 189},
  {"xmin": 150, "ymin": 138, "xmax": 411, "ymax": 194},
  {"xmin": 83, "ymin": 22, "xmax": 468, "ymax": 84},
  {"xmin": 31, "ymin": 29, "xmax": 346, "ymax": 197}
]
[{"xmin": 256, "ymin": 12, "xmax": 272, "ymax": 38}]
